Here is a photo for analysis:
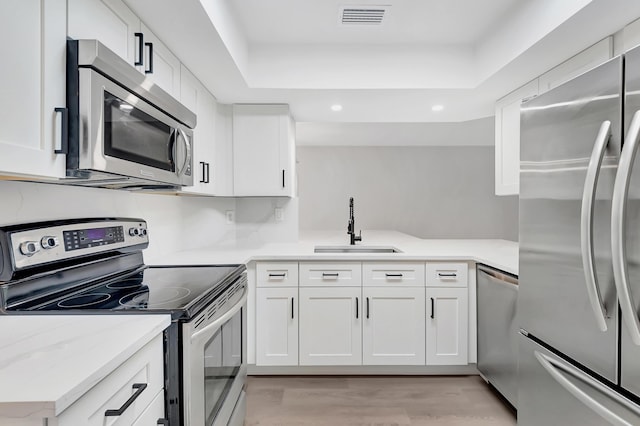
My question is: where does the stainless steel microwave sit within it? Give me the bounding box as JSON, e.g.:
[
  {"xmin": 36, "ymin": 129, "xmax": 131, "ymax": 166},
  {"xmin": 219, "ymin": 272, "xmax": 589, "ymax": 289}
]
[{"xmin": 65, "ymin": 39, "xmax": 196, "ymax": 189}]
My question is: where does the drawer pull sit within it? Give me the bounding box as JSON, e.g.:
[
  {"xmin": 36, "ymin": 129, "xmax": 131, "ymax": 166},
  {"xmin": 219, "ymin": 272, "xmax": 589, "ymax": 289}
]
[
  {"xmin": 269, "ymin": 273, "xmax": 286, "ymax": 278},
  {"xmin": 437, "ymin": 273, "xmax": 457, "ymax": 278},
  {"xmin": 385, "ymin": 273, "xmax": 403, "ymax": 278},
  {"xmin": 105, "ymin": 383, "xmax": 147, "ymax": 417},
  {"xmin": 322, "ymin": 273, "xmax": 339, "ymax": 278}
]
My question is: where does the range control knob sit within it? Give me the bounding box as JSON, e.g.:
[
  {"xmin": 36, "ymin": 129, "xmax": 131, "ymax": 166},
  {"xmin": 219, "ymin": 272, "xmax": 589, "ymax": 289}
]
[
  {"xmin": 19, "ymin": 241, "xmax": 39, "ymax": 256},
  {"xmin": 129, "ymin": 227, "xmax": 139, "ymax": 237},
  {"xmin": 140, "ymin": 228, "xmax": 147, "ymax": 237},
  {"xmin": 41, "ymin": 236, "xmax": 59, "ymax": 249}
]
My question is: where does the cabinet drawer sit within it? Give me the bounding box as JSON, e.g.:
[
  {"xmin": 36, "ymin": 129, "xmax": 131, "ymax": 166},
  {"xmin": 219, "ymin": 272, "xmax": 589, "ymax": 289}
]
[
  {"xmin": 58, "ymin": 335, "xmax": 164, "ymax": 426},
  {"xmin": 426, "ymin": 263, "xmax": 468, "ymax": 287},
  {"xmin": 299, "ymin": 262, "xmax": 362, "ymax": 287},
  {"xmin": 257, "ymin": 262, "xmax": 298, "ymax": 287},
  {"xmin": 362, "ymin": 262, "xmax": 425, "ymax": 287}
]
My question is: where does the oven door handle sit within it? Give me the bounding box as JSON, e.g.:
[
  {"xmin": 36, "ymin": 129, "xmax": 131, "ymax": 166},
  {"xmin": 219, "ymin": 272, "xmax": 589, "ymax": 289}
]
[{"xmin": 191, "ymin": 286, "xmax": 247, "ymax": 342}]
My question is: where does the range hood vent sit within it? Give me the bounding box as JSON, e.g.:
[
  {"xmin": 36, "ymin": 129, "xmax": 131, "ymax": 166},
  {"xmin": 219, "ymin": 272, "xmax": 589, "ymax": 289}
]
[{"xmin": 340, "ymin": 6, "xmax": 389, "ymax": 25}]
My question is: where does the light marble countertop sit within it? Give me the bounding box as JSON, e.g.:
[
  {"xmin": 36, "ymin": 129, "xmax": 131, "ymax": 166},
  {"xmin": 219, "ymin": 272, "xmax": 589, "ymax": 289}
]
[
  {"xmin": 148, "ymin": 230, "xmax": 519, "ymax": 275},
  {"xmin": 0, "ymin": 314, "xmax": 171, "ymax": 418}
]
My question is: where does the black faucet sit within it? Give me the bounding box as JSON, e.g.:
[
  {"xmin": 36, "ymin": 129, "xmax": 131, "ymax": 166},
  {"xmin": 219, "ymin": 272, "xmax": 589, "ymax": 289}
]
[{"xmin": 347, "ymin": 197, "xmax": 362, "ymax": 245}]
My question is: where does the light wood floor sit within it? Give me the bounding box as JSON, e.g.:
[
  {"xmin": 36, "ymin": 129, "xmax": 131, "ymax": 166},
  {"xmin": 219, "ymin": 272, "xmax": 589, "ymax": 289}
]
[{"xmin": 245, "ymin": 375, "xmax": 516, "ymax": 426}]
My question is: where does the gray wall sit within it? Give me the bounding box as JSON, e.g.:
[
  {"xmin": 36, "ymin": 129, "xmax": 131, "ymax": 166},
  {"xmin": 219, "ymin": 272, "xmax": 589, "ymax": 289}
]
[{"xmin": 297, "ymin": 145, "xmax": 519, "ymax": 240}]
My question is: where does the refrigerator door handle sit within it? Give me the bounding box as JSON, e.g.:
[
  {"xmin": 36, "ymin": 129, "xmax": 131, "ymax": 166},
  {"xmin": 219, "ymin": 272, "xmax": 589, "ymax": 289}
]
[
  {"xmin": 535, "ymin": 351, "xmax": 640, "ymax": 426},
  {"xmin": 612, "ymin": 110, "xmax": 640, "ymax": 345},
  {"xmin": 580, "ymin": 120, "xmax": 611, "ymax": 332}
]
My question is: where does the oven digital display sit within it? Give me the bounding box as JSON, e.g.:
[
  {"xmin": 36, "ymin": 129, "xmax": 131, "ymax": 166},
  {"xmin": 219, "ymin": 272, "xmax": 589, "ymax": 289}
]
[{"xmin": 63, "ymin": 226, "xmax": 125, "ymax": 251}]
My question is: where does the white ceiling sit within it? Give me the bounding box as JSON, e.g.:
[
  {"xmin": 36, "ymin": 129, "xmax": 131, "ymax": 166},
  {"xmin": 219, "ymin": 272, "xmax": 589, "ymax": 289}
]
[
  {"xmin": 124, "ymin": 0, "xmax": 640, "ymax": 125},
  {"xmin": 230, "ymin": 0, "xmax": 519, "ymax": 45}
]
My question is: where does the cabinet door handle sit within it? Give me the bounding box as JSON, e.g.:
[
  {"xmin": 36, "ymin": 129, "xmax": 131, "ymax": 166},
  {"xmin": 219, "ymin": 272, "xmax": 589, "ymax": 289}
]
[
  {"xmin": 105, "ymin": 383, "xmax": 147, "ymax": 416},
  {"xmin": 385, "ymin": 273, "xmax": 403, "ymax": 278},
  {"xmin": 282, "ymin": 169, "xmax": 285, "ymax": 188},
  {"xmin": 366, "ymin": 297, "xmax": 370, "ymax": 319},
  {"xmin": 356, "ymin": 297, "xmax": 359, "ymax": 319},
  {"xmin": 134, "ymin": 32, "xmax": 144, "ymax": 66},
  {"xmin": 199, "ymin": 161, "xmax": 206, "ymax": 183},
  {"xmin": 157, "ymin": 420, "xmax": 169, "ymax": 425},
  {"xmin": 291, "ymin": 297, "xmax": 295, "ymax": 319},
  {"xmin": 145, "ymin": 42, "xmax": 154, "ymax": 74},
  {"xmin": 322, "ymin": 273, "xmax": 339, "ymax": 278},
  {"xmin": 438, "ymin": 273, "xmax": 457, "ymax": 278},
  {"xmin": 430, "ymin": 297, "xmax": 435, "ymax": 319},
  {"xmin": 205, "ymin": 162, "xmax": 211, "ymax": 184},
  {"xmin": 54, "ymin": 107, "xmax": 68, "ymax": 154}
]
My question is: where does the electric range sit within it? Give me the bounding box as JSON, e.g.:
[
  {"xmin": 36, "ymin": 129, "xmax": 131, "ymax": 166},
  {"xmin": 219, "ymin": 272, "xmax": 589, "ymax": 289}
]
[{"xmin": 0, "ymin": 218, "xmax": 247, "ymax": 426}]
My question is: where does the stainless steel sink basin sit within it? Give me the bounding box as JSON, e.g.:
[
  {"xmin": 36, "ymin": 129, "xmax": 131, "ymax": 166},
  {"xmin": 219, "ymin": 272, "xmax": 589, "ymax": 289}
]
[{"xmin": 314, "ymin": 245, "xmax": 402, "ymax": 254}]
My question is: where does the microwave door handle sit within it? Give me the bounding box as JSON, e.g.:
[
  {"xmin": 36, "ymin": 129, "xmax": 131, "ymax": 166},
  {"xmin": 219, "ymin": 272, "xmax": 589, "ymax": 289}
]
[
  {"xmin": 168, "ymin": 128, "xmax": 177, "ymax": 171},
  {"xmin": 175, "ymin": 129, "xmax": 190, "ymax": 176}
]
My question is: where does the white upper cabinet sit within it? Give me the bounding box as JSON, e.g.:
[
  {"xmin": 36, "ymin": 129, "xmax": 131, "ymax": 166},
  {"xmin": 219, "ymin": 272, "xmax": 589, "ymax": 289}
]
[
  {"xmin": 140, "ymin": 23, "xmax": 180, "ymax": 97},
  {"xmin": 232, "ymin": 105, "xmax": 296, "ymax": 197},
  {"xmin": 68, "ymin": 0, "xmax": 141, "ymax": 66},
  {"xmin": 0, "ymin": 0, "xmax": 67, "ymax": 179},
  {"xmin": 69, "ymin": 0, "xmax": 180, "ymax": 97},
  {"xmin": 180, "ymin": 65, "xmax": 216, "ymax": 195},
  {"xmin": 494, "ymin": 79, "xmax": 539, "ymax": 196}
]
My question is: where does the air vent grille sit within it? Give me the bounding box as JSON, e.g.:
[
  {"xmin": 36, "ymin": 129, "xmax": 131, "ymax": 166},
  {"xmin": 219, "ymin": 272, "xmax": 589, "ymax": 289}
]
[{"xmin": 340, "ymin": 6, "xmax": 388, "ymax": 25}]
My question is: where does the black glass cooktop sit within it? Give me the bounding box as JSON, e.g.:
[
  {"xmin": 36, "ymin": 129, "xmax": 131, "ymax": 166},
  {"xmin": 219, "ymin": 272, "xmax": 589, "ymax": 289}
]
[{"xmin": 23, "ymin": 265, "xmax": 244, "ymax": 320}]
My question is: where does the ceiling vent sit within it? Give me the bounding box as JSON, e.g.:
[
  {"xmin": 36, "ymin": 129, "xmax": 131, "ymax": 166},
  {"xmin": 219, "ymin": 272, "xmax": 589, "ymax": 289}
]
[{"xmin": 340, "ymin": 5, "xmax": 389, "ymax": 25}]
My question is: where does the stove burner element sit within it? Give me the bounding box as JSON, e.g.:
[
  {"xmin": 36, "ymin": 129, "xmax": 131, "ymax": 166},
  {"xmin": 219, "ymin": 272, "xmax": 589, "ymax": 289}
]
[
  {"xmin": 58, "ymin": 293, "xmax": 111, "ymax": 308},
  {"xmin": 119, "ymin": 287, "xmax": 191, "ymax": 308},
  {"xmin": 106, "ymin": 279, "xmax": 143, "ymax": 290}
]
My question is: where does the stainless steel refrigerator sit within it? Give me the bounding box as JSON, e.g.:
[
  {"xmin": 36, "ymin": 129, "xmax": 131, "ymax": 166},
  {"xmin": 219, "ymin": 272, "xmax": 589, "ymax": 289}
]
[{"xmin": 519, "ymin": 44, "xmax": 640, "ymax": 424}]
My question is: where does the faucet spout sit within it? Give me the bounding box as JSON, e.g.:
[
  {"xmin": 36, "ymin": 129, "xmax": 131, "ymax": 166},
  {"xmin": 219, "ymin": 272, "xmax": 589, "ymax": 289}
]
[{"xmin": 347, "ymin": 197, "xmax": 362, "ymax": 245}]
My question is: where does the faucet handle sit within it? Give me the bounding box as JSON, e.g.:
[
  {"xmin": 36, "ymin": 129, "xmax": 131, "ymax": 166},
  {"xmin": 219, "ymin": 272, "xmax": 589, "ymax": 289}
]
[{"xmin": 355, "ymin": 230, "xmax": 362, "ymax": 242}]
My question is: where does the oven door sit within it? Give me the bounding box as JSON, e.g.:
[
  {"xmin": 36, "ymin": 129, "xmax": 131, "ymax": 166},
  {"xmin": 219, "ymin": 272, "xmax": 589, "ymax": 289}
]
[
  {"xmin": 76, "ymin": 68, "xmax": 193, "ymax": 186},
  {"xmin": 183, "ymin": 284, "xmax": 247, "ymax": 426}
]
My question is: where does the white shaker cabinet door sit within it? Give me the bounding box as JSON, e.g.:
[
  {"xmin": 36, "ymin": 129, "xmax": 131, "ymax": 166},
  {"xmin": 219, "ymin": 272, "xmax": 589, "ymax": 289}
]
[
  {"xmin": 426, "ymin": 287, "xmax": 469, "ymax": 365},
  {"xmin": 232, "ymin": 104, "xmax": 295, "ymax": 197},
  {"xmin": 179, "ymin": 65, "xmax": 217, "ymax": 195},
  {"xmin": 362, "ymin": 287, "xmax": 426, "ymax": 365},
  {"xmin": 140, "ymin": 23, "xmax": 181, "ymax": 98},
  {"xmin": 0, "ymin": 0, "xmax": 67, "ymax": 179},
  {"xmin": 299, "ymin": 287, "xmax": 362, "ymax": 366},
  {"xmin": 68, "ymin": 0, "xmax": 141, "ymax": 67},
  {"xmin": 256, "ymin": 287, "xmax": 298, "ymax": 366}
]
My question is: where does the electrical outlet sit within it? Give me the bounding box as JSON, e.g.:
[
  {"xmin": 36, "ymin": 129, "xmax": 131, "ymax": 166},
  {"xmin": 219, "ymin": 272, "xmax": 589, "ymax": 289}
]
[
  {"xmin": 275, "ymin": 208, "xmax": 284, "ymax": 222},
  {"xmin": 225, "ymin": 210, "xmax": 235, "ymax": 224}
]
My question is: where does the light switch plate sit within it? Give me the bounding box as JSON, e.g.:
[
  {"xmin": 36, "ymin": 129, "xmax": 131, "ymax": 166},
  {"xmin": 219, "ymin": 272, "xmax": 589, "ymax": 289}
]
[{"xmin": 275, "ymin": 208, "xmax": 284, "ymax": 222}]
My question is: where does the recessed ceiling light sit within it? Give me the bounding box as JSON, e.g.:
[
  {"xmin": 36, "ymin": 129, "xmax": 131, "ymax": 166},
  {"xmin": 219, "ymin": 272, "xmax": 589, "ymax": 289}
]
[
  {"xmin": 431, "ymin": 105, "xmax": 444, "ymax": 112},
  {"xmin": 331, "ymin": 104, "xmax": 343, "ymax": 112}
]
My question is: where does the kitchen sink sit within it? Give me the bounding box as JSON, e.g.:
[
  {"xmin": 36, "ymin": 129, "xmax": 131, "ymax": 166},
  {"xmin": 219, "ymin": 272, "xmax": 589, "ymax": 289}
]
[{"xmin": 314, "ymin": 245, "xmax": 402, "ymax": 253}]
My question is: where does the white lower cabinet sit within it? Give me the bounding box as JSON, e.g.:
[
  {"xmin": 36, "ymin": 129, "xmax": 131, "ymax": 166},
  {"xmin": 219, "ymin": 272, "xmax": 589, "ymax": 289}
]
[
  {"xmin": 256, "ymin": 287, "xmax": 298, "ymax": 366},
  {"xmin": 299, "ymin": 287, "xmax": 362, "ymax": 366},
  {"xmin": 362, "ymin": 287, "xmax": 426, "ymax": 365},
  {"xmin": 426, "ymin": 287, "xmax": 469, "ymax": 365},
  {"xmin": 131, "ymin": 390, "xmax": 165, "ymax": 426},
  {"xmin": 57, "ymin": 335, "xmax": 165, "ymax": 425}
]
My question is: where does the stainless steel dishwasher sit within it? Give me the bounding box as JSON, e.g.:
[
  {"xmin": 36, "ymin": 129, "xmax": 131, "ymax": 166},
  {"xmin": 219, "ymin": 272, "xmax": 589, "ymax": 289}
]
[{"xmin": 477, "ymin": 264, "xmax": 519, "ymax": 409}]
